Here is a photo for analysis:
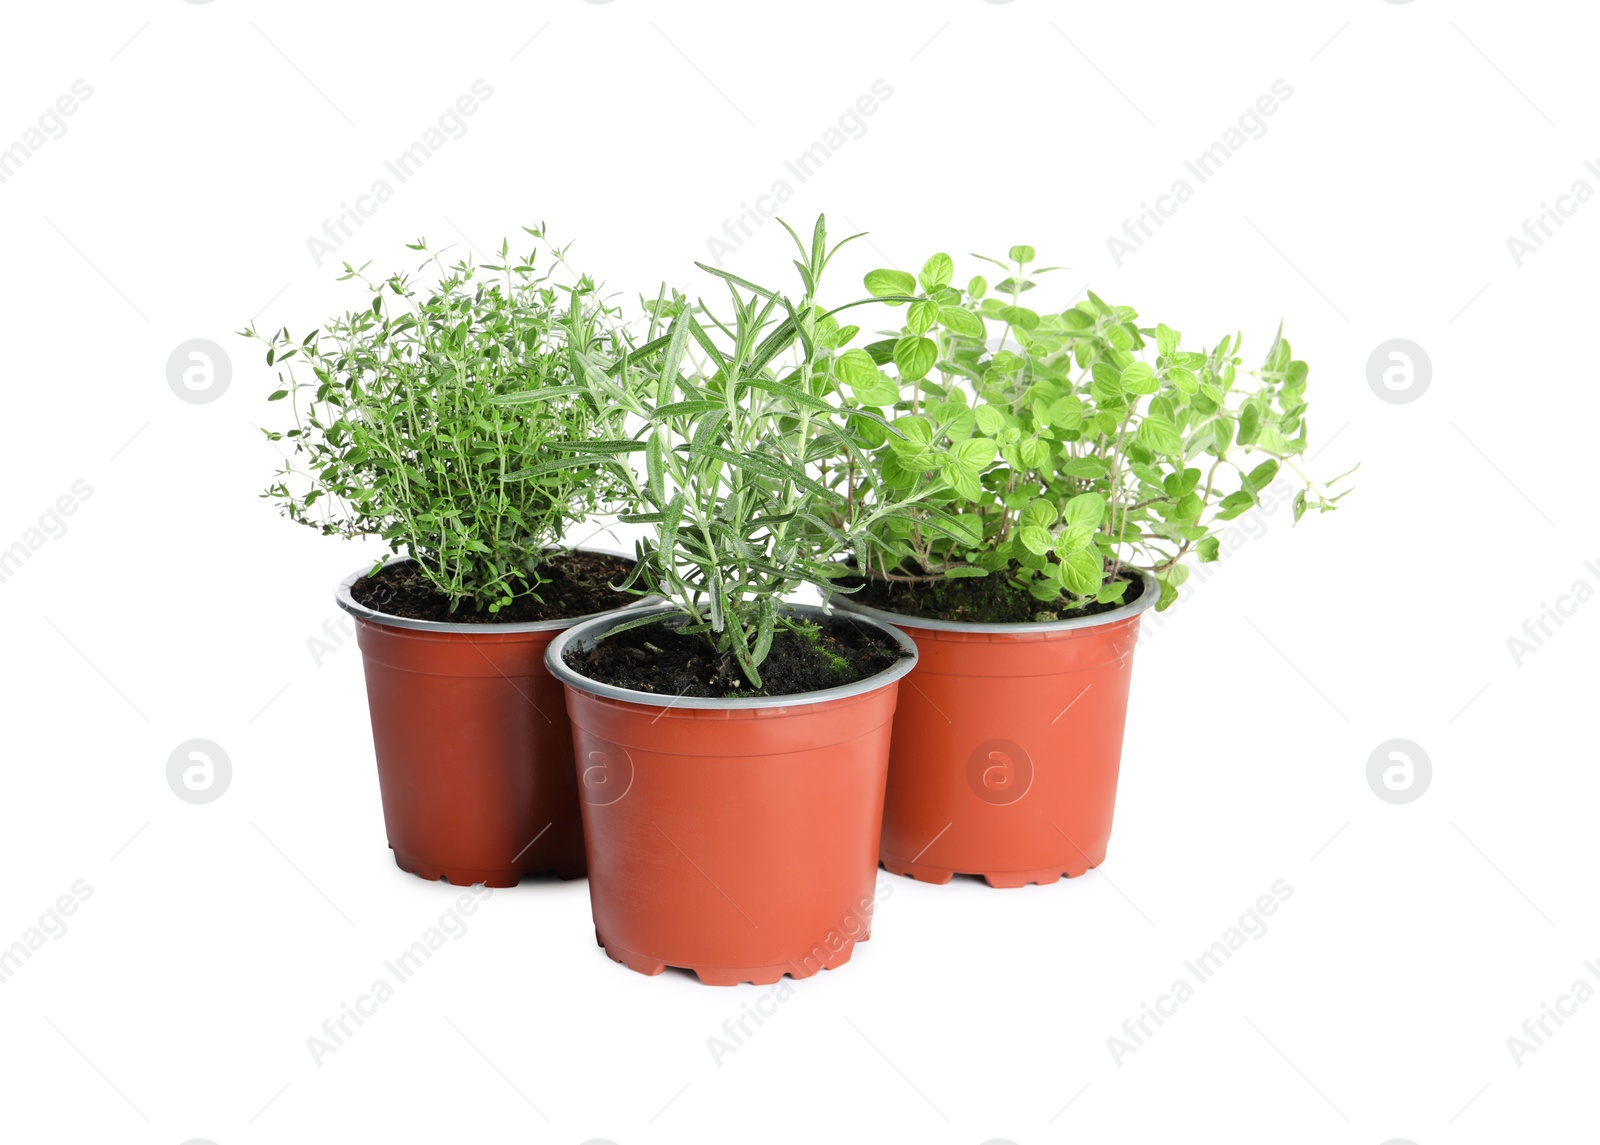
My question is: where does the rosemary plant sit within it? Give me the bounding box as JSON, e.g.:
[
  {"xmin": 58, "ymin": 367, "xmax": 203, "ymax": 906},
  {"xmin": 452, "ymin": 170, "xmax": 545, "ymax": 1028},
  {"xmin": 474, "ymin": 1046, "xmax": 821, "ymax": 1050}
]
[{"xmin": 542, "ymin": 217, "xmax": 935, "ymax": 687}]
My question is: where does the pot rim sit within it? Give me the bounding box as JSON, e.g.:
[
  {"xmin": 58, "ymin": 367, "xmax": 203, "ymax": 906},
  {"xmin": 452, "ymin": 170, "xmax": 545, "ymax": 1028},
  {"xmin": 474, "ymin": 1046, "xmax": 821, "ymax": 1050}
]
[
  {"xmin": 829, "ymin": 567, "xmax": 1161, "ymax": 635},
  {"xmin": 545, "ymin": 601, "xmax": 919, "ymax": 711},
  {"xmin": 335, "ymin": 545, "xmax": 643, "ymax": 634}
]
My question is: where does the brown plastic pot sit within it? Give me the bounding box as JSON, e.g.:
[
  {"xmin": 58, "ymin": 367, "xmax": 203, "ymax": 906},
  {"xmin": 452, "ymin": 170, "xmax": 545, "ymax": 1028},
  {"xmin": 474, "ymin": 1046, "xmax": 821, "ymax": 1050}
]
[
  {"xmin": 544, "ymin": 604, "xmax": 917, "ymax": 985},
  {"xmin": 336, "ymin": 553, "xmax": 638, "ymax": 888},
  {"xmin": 833, "ymin": 571, "xmax": 1159, "ymax": 888}
]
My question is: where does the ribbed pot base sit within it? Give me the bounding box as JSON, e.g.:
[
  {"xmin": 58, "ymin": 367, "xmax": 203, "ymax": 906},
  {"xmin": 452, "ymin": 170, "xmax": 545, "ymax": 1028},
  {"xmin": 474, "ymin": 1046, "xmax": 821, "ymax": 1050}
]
[{"xmin": 594, "ymin": 929, "xmax": 869, "ymax": 986}]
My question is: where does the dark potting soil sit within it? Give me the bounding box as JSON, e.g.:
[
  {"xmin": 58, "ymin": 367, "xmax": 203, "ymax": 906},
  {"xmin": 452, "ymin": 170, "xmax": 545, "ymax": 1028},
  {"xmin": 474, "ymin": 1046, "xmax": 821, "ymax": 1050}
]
[
  {"xmin": 565, "ymin": 614, "xmax": 907, "ymax": 699},
  {"xmin": 349, "ymin": 550, "xmax": 637, "ymax": 623},
  {"xmin": 837, "ymin": 563, "xmax": 1145, "ymax": 625}
]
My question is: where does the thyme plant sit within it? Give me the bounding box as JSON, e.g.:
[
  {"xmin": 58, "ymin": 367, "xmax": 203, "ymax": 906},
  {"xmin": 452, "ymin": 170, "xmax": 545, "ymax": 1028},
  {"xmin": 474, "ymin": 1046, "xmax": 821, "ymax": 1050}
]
[
  {"xmin": 246, "ymin": 230, "xmax": 635, "ymax": 612},
  {"xmin": 832, "ymin": 245, "xmax": 1350, "ymax": 611}
]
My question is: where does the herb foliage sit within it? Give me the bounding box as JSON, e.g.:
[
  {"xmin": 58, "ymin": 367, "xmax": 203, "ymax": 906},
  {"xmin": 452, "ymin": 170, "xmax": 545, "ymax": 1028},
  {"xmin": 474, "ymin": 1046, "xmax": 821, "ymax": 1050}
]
[
  {"xmin": 829, "ymin": 245, "xmax": 1350, "ymax": 611},
  {"xmin": 546, "ymin": 217, "xmax": 932, "ymax": 687},
  {"xmin": 247, "ymin": 230, "xmax": 635, "ymax": 612}
]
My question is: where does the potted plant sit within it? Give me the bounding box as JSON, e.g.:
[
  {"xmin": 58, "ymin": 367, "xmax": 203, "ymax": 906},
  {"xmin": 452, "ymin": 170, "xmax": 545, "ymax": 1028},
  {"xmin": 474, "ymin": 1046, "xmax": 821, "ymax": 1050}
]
[
  {"xmin": 246, "ymin": 230, "xmax": 646, "ymax": 887},
  {"xmin": 826, "ymin": 245, "xmax": 1351, "ymax": 886},
  {"xmin": 542, "ymin": 218, "xmax": 929, "ymax": 984}
]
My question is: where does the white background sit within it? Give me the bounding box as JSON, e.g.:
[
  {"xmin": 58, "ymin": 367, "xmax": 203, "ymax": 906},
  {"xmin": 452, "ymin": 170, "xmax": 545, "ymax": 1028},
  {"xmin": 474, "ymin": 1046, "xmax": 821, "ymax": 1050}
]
[{"xmin": 2, "ymin": 1, "xmax": 1595, "ymax": 1142}]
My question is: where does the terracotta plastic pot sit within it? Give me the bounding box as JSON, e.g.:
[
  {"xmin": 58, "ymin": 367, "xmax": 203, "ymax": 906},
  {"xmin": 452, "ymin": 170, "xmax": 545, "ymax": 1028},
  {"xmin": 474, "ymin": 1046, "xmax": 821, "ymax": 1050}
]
[
  {"xmin": 545, "ymin": 604, "xmax": 917, "ymax": 985},
  {"xmin": 337, "ymin": 553, "xmax": 636, "ymax": 888},
  {"xmin": 833, "ymin": 571, "xmax": 1159, "ymax": 888}
]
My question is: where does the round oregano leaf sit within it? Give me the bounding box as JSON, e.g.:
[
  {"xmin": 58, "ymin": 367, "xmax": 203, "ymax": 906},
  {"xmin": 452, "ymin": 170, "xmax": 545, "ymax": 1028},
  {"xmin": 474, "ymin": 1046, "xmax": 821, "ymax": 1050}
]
[
  {"xmin": 1018, "ymin": 435, "xmax": 1050, "ymax": 469},
  {"xmin": 906, "ymin": 298, "xmax": 940, "ymax": 335},
  {"xmin": 1019, "ymin": 525, "xmax": 1053, "ymax": 556},
  {"xmin": 950, "ymin": 465, "xmax": 982, "ymax": 501},
  {"xmin": 893, "ymin": 335, "xmax": 939, "ymax": 382},
  {"xmin": 1019, "ymin": 497, "xmax": 1056, "ymax": 529},
  {"xmin": 853, "ymin": 375, "xmax": 900, "ymax": 407},
  {"xmin": 1048, "ymin": 395, "xmax": 1083, "ymax": 429},
  {"xmin": 939, "ymin": 305, "xmax": 986, "ymax": 340},
  {"xmin": 865, "ymin": 268, "xmax": 917, "ymax": 302},
  {"xmin": 835, "ymin": 348, "xmax": 879, "ymax": 389},
  {"xmin": 1053, "ymin": 523, "xmax": 1095, "ymax": 555},
  {"xmin": 889, "ymin": 414, "xmax": 933, "ymax": 452},
  {"xmin": 1063, "ymin": 491, "xmax": 1105, "ymax": 528},
  {"xmin": 1136, "ymin": 414, "xmax": 1182, "ymax": 456},
  {"xmin": 1119, "ymin": 362, "xmax": 1160, "ymax": 395},
  {"xmin": 1057, "ymin": 548, "xmax": 1103, "ymax": 596},
  {"xmin": 951, "ymin": 436, "xmax": 997, "ymax": 471},
  {"xmin": 920, "ymin": 253, "xmax": 954, "ymax": 293},
  {"xmin": 1168, "ymin": 366, "xmax": 1199, "ymax": 394},
  {"xmin": 837, "ymin": 349, "xmax": 899, "ymax": 406}
]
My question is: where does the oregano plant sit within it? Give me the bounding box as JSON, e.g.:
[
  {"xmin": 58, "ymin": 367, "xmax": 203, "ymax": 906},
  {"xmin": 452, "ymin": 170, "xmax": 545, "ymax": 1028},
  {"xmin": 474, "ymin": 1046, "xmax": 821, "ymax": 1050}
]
[
  {"xmin": 829, "ymin": 245, "xmax": 1351, "ymax": 613},
  {"xmin": 245, "ymin": 229, "xmax": 637, "ymax": 612}
]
